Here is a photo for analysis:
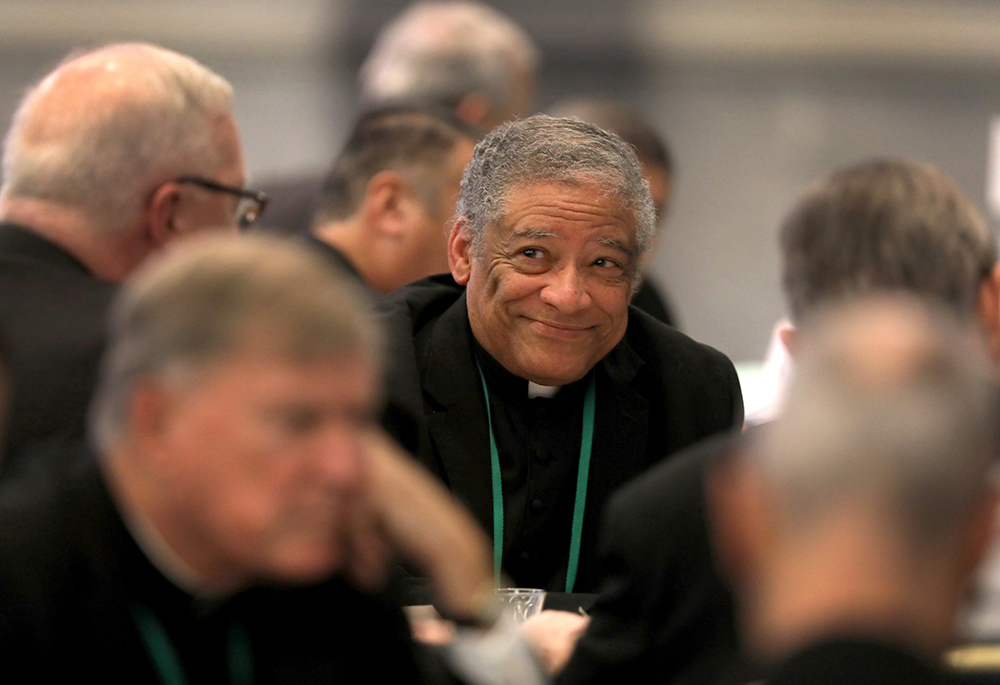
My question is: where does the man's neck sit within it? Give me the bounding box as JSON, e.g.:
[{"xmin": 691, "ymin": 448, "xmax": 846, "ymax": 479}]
[
  {"xmin": 102, "ymin": 445, "xmax": 246, "ymax": 597},
  {"xmin": 0, "ymin": 197, "xmax": 142, "ymax": 282},
  {"xmin": 313, "ymin": 219, "xmax": 381, "ymax": 291},
  {"xmin": 745, "ymin": 513, "xmax": 959, "ymax": 664}
]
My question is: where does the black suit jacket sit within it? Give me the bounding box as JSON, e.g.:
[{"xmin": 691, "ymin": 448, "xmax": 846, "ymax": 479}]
[
  {"xmin": 558, "ymin": 433, "xmax": 754, "ymax": 685},
  {"xmin": 378, "ymin": 275, "xmax": 743, "ymax": 592},
  {"xmin": 767, "ymin": 640, "xmax": 950, "ymax": 685},
  {"xmin": 0, "ymin": 223, "xmax": 116, "ymax": 476},
  {"xmin": 0, "ymin": 457, "xmax": 431, "ymax": 684}
]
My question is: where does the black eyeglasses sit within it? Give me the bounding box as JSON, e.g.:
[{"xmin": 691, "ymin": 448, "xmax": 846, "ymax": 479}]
[{"xmin": 175, "ymin": 176, "xmax": 268, "ymax": 229}]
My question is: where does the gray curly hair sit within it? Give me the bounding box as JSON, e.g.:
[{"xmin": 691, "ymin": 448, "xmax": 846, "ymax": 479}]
[{"xmin": 457, "ymin": 115, "xmax": 656, "ymax": 285}]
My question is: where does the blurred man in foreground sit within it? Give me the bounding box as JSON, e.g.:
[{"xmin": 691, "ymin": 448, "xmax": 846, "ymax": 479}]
[
  {"xmin": 0, "ymin": 236, "xmax": 540, "ymax": 683},
  {"xmin": 711, "ymin": 297, "xmax": 1000, "ymax": 683},
  {"xmin": 547, "ymin": 158, "xmax": 1000, "ymax": 684},
  {"xmin": 308, "ymin": 106, "xmax": 478, "ymax": 295},
  {"xmin": 0, "ymin": 43, "xmax": 265, "ymax": 475}
]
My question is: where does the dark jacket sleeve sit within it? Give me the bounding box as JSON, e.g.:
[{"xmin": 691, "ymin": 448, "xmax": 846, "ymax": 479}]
[{"xmin": 557, "ymin": 436, "xmax": 749, "ymax": 685}]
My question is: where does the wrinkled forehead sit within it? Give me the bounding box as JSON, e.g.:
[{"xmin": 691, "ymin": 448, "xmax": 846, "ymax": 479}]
[{"xmin": 490, "ymin": 177, "xmax": 638, "ymax": 237}]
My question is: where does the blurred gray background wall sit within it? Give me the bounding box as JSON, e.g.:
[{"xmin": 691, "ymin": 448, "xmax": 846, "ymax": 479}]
[{"xmin": 3, "ymin": 0, "xmax": 1000, "ymax": 363}]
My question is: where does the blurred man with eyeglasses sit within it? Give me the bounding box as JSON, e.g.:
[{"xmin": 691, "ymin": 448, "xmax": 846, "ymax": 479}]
[{"xmin": 0, "ymin": 42, "xmax": 265, "ymax": 478}]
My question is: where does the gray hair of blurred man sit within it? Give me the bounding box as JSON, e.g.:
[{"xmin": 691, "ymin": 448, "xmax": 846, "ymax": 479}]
[
  {"xmin": 90, "ymin": 235, "xmax": 380, "ymax": 453},
  {"xmin": 314, "ymin": 105, "xmax": 478, "ymax": 224},
  {"xmin": 780, "ymin": 158, "xmax": 998, "ymax": 324},
  {"xmin": 0, "ymin": 43, "xmax": 233, "ymax": 235},
  {"xmin": 359, "ymin": 1, "xmax": 539, "ymax": 119},
  {"xmin": 753, "ymin": 296, "xmax": 1000, "ymax": 552},
  {"xmin": 457, "ymin": 115, "xmax": 657, "ymax": 286}
]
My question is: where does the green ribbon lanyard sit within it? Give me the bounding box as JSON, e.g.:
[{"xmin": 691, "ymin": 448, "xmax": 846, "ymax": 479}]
[
  {"xmin": 132, "ymin": 604, "xmax": 255, "ymax": 685},
  {"xmin": 475, "ymin": 362, "xmax": 597, "ymax": 593}
]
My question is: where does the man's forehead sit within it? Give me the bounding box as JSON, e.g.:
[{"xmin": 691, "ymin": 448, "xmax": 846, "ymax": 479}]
[{"xmin": 490, "ymin": 180, "xmax": 637, "ymax": 242}]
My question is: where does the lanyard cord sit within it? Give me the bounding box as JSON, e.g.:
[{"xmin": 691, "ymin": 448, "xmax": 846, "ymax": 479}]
[
  {"xmin": 475, "ymin": 361, "xmax": 597, "ymax": 593},
  {"xmin": 132, "ymin": 604, "xmax": 255, "ymax": 685}
]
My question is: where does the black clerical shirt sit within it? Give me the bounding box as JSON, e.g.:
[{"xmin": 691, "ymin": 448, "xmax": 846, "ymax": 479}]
[{"xmin": 472, "ymin": 337, "xmax": 592, "ymax": 589}]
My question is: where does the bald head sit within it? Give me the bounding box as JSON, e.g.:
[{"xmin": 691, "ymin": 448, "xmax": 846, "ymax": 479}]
[
  {"xmin": 0, "ymin": 43, "xmax": 243, "ymax": 279},
  {"xmin": 360, "ymin": 1, "xmax": 539, "ymax": 129}
]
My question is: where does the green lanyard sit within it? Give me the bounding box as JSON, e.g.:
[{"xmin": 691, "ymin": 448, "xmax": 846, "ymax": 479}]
[
  {"xmin": 475, "ymin": 362, "xmax": 597, "ymax": 593},
  {"xmin": 132, "ymin": 604, "xmax": 255, "ymax": 685}
]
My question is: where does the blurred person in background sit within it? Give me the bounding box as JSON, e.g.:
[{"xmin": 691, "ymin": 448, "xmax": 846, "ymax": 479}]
[
  {"xmin": 360, "ymin": 0, "xmax": 539, "ymax": 131},
  {"xmin": 0, "ymin": 235, "xmax": 542, "ymax": 685},
  {"xmin": 0, "ymin": 42, "xmax": 264, "ymax": 479},
  {"xmin": 548, "ymin": 98, "xmax": 679, "ymax": 327},
  {"xmin": 260, "ymin": 0, "xmax": 540, "ymax": 237},
  {"xmin": 711, "ymin": 296, "xmax": 1000, "ymax": 684},
  {"xmin": 306, "ymin": 106, "xmax": 478, "ymax": 296},
  {"xmin": 536, "ymin": 158, "xmax": 1000, "ymax": 685}
]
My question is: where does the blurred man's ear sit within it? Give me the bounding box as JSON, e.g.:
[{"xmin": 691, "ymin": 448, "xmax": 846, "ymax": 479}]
[
  {"xmin": 706, "ymin": 449, "xmax": 772, "ymax": 587},
  {"xmin": 362, "ymin": 170, "xmax": 418, "ymax": 240},
  {"xmin": 145, "ymin": 181, "xmax": 183, "ymax": 248},
  {"xmin": 976, "ymin": 264, "xmax": 1000, "ymax": 364},
  {"xmin": 125, "ymin": 380, "xmax": 178, "ymax": 468}
]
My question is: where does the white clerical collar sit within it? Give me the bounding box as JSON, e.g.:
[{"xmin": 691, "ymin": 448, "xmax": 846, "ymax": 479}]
[{"xmin": 527, "ymin": 381, "xmax": 560, "ymax": 398}]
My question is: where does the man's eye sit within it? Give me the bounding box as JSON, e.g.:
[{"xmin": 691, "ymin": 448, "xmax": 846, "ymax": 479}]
[
  {"xmin": 594, "ymin": 257, "xmax": 620, "ymax": 269},
  {"xmin": 520, "ymin": 248, "xmax": 542, "ymax": 259}
]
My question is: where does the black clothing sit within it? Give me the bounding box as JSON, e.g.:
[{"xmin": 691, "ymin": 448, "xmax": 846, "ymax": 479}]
[
  {"xmin": 0, "ymin": 457, "xmax": 430, "ymax": 684},
  {"xmin": 0, "ymin": 222, "xmax": 116, "ymax": 476},
  {"xmin": 471, "ymin": 336, "xmax": 595, "ymax": 588},
  {"xmin": 632, "ymin": 278, "xmax": 679, "ymax": 328},
  {"xmin": 558, "ymin": 433, "xmax": 754, "ymax": 685},
  {"xmin": 299, "ymin": 233, "xmax": 377, "ymax": 302},
  {"xmin": 378, "ymin": 275, "xmax": 743, "ymax": 593},
  {"xmin": 767, "ymin": 640, "xmax": 950, "ymax": 685},
  {"xmin": 300, "ymin": 233, "xmax": 363, "ymax": 283}
]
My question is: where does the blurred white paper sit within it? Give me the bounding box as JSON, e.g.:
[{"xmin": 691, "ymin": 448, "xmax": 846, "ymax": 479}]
[{"xmin": 986, "ymin": 117, "xmax": 1000, "ymax": 219}]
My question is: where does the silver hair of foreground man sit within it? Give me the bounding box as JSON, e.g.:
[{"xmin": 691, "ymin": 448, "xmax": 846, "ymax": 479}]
[
  {"xmin": 90, "ymin": 234, "xmax": 379, "ymax": 453},
  {"xmin": 754, "ymin": 296, "xmax": 999, "ymax": 549}
]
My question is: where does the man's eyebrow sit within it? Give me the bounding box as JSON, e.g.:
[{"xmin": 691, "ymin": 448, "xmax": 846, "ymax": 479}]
[
  {"xmin": 599, "ymin": 237, "xmax": 634, "ymax": 257},
  {"xmin": 509, "ymin": 228, "xmax": 558, "ymax": 241}
]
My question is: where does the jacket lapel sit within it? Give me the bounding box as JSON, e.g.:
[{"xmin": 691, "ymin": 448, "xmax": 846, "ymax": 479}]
[
  {"xmin": 420, "ymin": 293, "xmax": 496, "ymax": 533},
  {"xmin": 581, "ymin": 337, "xmax": 650, "ymax": 583}
]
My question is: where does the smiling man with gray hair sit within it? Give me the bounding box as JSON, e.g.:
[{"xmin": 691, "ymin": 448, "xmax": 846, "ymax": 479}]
[{"xmin": 379, "ymin": 115, "xmax": 743, "ymax": 595}]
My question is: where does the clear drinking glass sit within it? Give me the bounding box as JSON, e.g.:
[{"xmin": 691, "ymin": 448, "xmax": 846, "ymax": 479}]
[{"xmin": 494, "ymin": 588, "xmax": 546, "ymax": 624}]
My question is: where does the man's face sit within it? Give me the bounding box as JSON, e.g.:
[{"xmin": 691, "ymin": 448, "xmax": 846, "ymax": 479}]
[
  {"xmin": 400, "ymin": 139, "xmax": 477, "ymax": 285},
  {"xmin": 147, "ymin": 345, "xmax": 377, "ymax": 586},
  {"xmin": 454, "ymin": 181, "xmax": 636, "ymax": 386}
]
